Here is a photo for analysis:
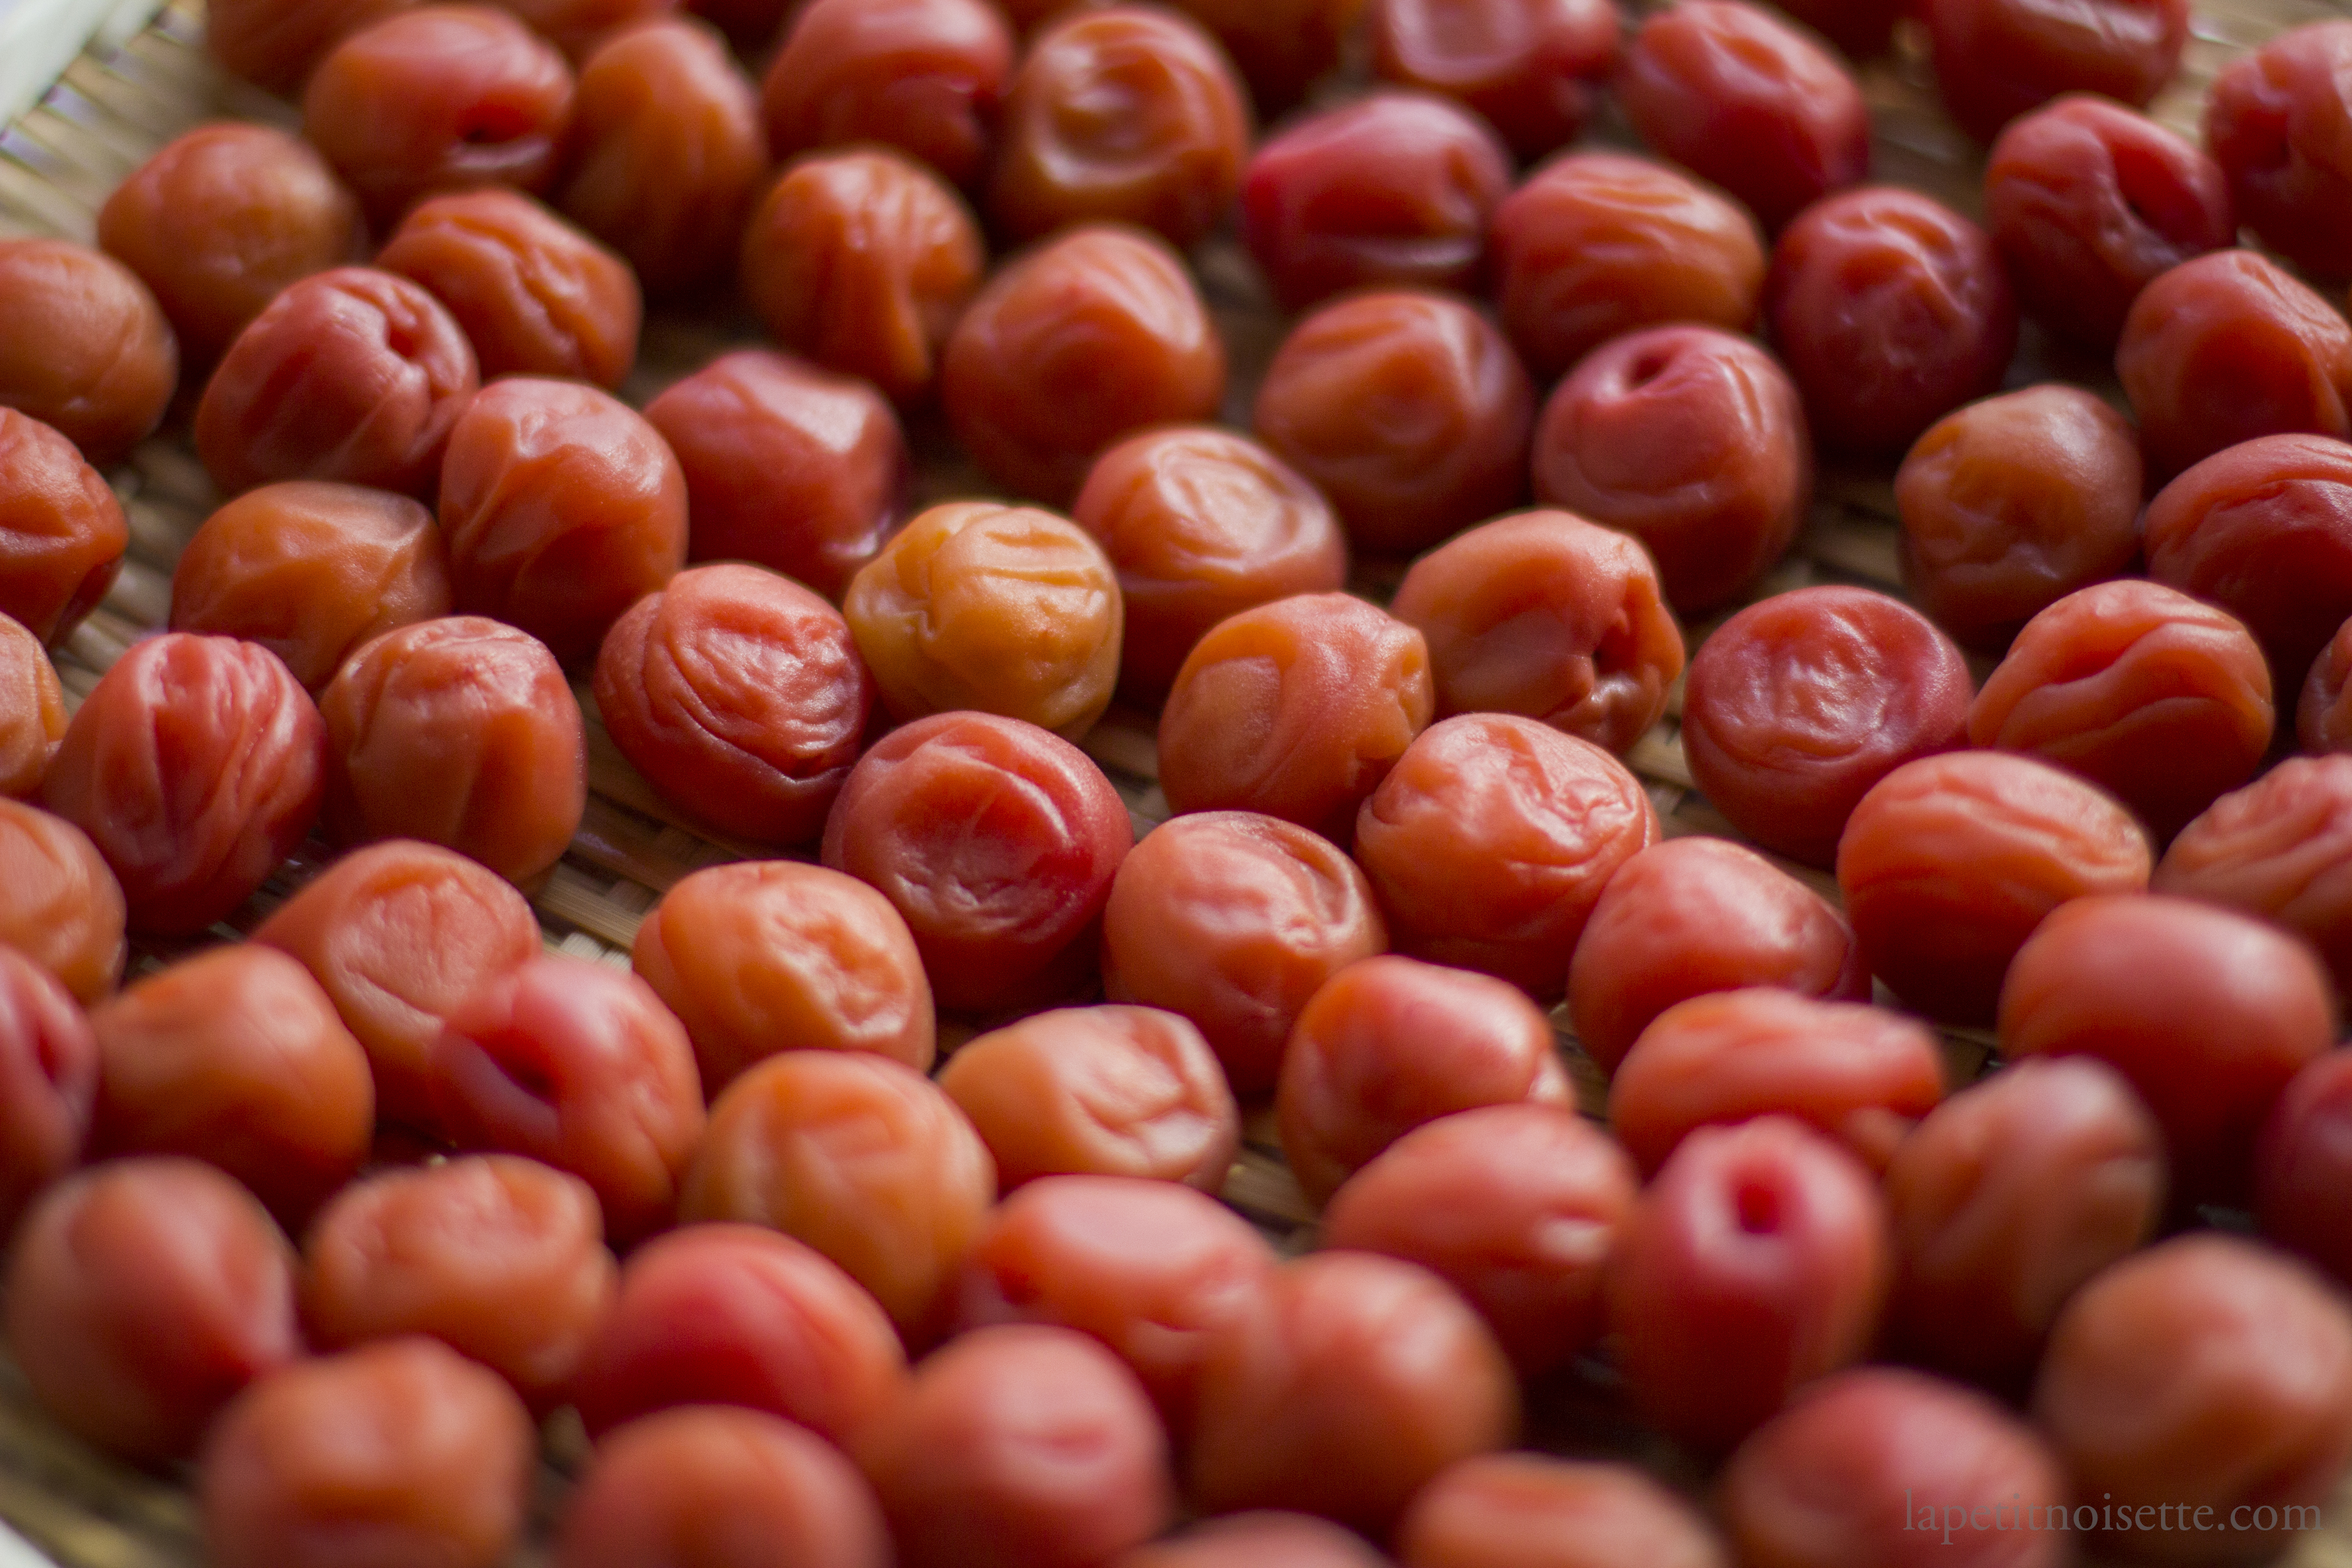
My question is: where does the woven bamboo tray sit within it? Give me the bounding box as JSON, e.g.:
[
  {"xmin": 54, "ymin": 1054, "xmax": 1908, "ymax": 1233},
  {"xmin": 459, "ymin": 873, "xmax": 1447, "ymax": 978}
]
[{"xmin": 6, "ymin": 0, "xmax": 2352, "ymax": 1562}]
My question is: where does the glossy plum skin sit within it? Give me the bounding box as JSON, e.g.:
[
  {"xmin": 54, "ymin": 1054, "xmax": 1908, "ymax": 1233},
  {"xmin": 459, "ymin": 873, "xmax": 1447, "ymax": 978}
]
[
  {"xmin": 0, "ymin": 617, "xmax": 63, "ymax": 800},
  {"xmin": 1969, "ymin": 580, "xmax": 2272, "ymax": 839},
  {"xmin": 376, "ymin": 189, "xmax": 640, "ymax": 388},
  {"xmin": 553, "ymin": 1407, "xmax": 892, "ymax": 1568},
  {"xmin": 1765, "ymin": 187, "xmax": 2018, "ymax": 456},
  {"xmin": 426, "ymin": 955, "xmax": 706, "ymax": 1244},
  {"xmin": 2257, "ymin": 1051, "xmax": 2352, "ymax": 1285},
  {"xmin": 0, "ymin": 239, "xmax": 176, "ymax": 469},
  {"xmin": 205, "ymin": 0, "xmax": 412, "ymax": 94},
  {"xmin": 1838, "ymin": 751, "xmax": 2152, "ymax": 1024},
  {"xmin": 1533, "ymin": 326, "xmax": 1808, "ymax": 613},
  {"xmin": 1488, "ymin": 153, "xmax": 1766, "ymax": 385},
  {"xmin": 1240, "ymin": 92, "xmax": 1513, "ymax": 314},
  {"xmin": 1894, "ymin": 384, "xmax": 2144, "ymax": 652},
  {"xmin": 437, "ymin": 377, "xmax": 688, "ymax": 667},
  {"xmin": 89, "ymin": 945, "xmax": 375, "ymax": 1224},
  {"xmin": 855, "ymin": 1324, "xmax": 1175, "ymax": 1568},
  {"xmin": 0, "ymin": 409, "xmax": 127, "ymax": 647},
  {"xmin": 633, "ymin": 860, "xmax": 935, "ymax": 1095},
  {"xmin": 2032, "ymin": 1235, "xmax": 2352, "ymax": 1563},
  {"xmin": 6, "ymin": 1159, "xmax": 301, "ymax": 1463},
  {"xmin": 1115, "ymin": 1513, "xmax": 1389, "ymax": 1568},
  {"xmin": 1253, "ymin": 290, "xmax": 1534, "ymax": 555},
  {"xmin": 1567, "ymin": 837, "xmax": 1866, "ymax": 1075},
  {"xmin": 1604, "ymin": 1117, "xmax": 1890, "ymax": 1454},
  {"xmin": 196, "ymin": 267, "xmax": 479, "ymax": 500},
  {"xmin": 42, "ymin": 633, "xmax": 324, "ymax": 935},
  {"xmin": 2117, "ymin": 251, "xmax": 2352, "ymax": 481},
  {"xmin": 1397, "ymin": 1455, "xmax": 1728, "ymax": 1568},
  {"xmin": 319, "ymin": 617, "xmax": 585, "ymax": 886},
  {"xmin": 301, "ymin": 1155, "xmax": 616, "ymax": 1411},
  {"xmin": 97, "ymin": 122, "xmax": 362, "ymax": 365},
  {"xmin": 941, "ymin": 226, "xmax": 1226, "ymax": 506},
  {"xmin": 681, "ymin": 1052, "xmax": 995, "ymax": 1343},
  {"xmin": 939, "ymin": 1005, "xmax": 1240, "ymax": 1191},
  {"xmin": 1884, "ymin": 1055, "xmax": 2165, "ymax": 1386},
  {"xmin": 1682, "ymin": 586, "xmax": 1974, "ymax": 867},
  {"xmin": 1620, "ymin": 0, "xmax": 1870, "ymax": 231},
  {"xmin": 197, "ymin": 1338, "xmax": 536, "ymax": 1568},
  {"xmin": 956, "ymin": 1176, "xmax": 1275, "ymax": 1438},
  {"xmin": 1276, "ymin": 956, "xmax": 1572, "ymax": 1205},
  {"xmin": 1922, "ymin": 0, "xmax": 2185, "ymax": 145},
  {"xmin": 1071, "ymin": 427, "xmax": 1348, "ymax": 701},
  {"xmin": 1368, "ymin": 0, "xmax": 1621, "ymax": 159},
  {"xmin": 2206, "ymin": 21, "xmax": 2352, "ymax": 282},
  {"xmin": 558, "ymin": 17, "xmax": 766, "ymax": 298},
  {"xmin": 1321, "ymin": 1103, "xmax": 1637, "ymax": 1377},
  {"xmin": 990, "ymin": 6, "xmax": 1251, "ymax": 250},
  {"xmin": 1720, "ymin": 1368, "xmax": 2072, "ymax": 1568},
  {"xmin": 169, "ymin": 481, "xmax": 452, "ymax": 693},
  {"xmin": 0, "ymin": 799, "xmax": 126, "ymax": 1005},
  {"xmin": 0, "ymin": 950, "xmax": 96, "ymax": 1233},
  {"xmin": 301, "ymin": 5, "xmax": 574, "ymax": 226},
  {"xmin": 1355, "ymin": 713, "xmax": 1659, "ymax": 997},
  {"xmin": 822, "ymin": 711, "xmax": 1130, "ymax": 1013},
  {"xmin": 1100, "ymin": 812, "xmax": 1387, "ymax": 1094},
  {"xmin": 1159, "ymin": 592, "xmax": 1433, "ymax": 842},
  {"xmin": 2157, "ymin": 755, "xmax": 2352, "ymax": 997},
  {"xmin": 1187, "ymin": 1252, "xmax": 1519, "ymax": 1533},
  {"xmin": 571, "ymin": 1222, "xmax": 907, "ymax": 1445},
  {"xmin": 1983, "ymin": 97, "xmax": 2234, "ymax": 350},
  {"xmin": 1161, "ymin": 0, "xmax": 1358, "ymax": 111},
  {"xmin": 760, "ymin": 0, "xmax": 1014, "ymax": 191},
  {"xmin": 645, "ymin": 349, "xmax": 908, "ymax": 600},
  {"xmin": 739, "ymin": 152, "xmax": 984, "ymax": 409}
]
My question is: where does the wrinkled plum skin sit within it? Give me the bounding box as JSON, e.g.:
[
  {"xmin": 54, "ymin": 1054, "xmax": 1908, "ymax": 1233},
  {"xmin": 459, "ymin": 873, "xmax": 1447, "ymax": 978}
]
[
  {"xmin": 98, "ymin": 123, "xmax": 363, "ymax": 364},
  {"xmin": 570, "ymin": 1222, "xmax": 907, "ymax": 1445},
  {"xmin": 559, "ymin": 18, "xmax": 767, "ymax": 298},
  {"xmin": 1397, "ymin": 1455, "xmax": 1729, "ymax": 1568},
  {"xmin": 2299, "ymin": 616, "xmax": 2352, "ymax": 752},
  {"xmin": 301, "ymin": 6, "xmax": 575, "ymax": 226},
  {"xmin": 990, "ymin": 7, "xmax": 1251, "ymax": 251},
  {"xmin": 1922, "ymin": 0, "xmax": 2186, "ymax": 145},
  {"xmin": 1240, "ymin": 93, "xmax": 1512, "ymax": 314},
  {"xmin": 1187, "ymin": 1252, "xmax": 1520, "ymax": 1534},
  {"xmin": 2118, "ymin": 251, "xmax": 2352, "ymax": 481},
  {"xmin": 1253, "ymin": 290, "xmax": 1534, "ymax": 554},
  {"xmin": 2207, "ymin": 21, "xmax": 2352, "ymax": 282},
  {"xmin": 1356, "ymin": 713, "xmax": 1658, "ymax": 997},
  {"xmin": 0, "ymin": 949, "xmax": 98, "ymax": 1237},
  {"xmin": 1884, "ymin": 1055, "xmax": 2164, "ymax": 1388},
  {"xmin": 1894, "ymin": 384, "xmax": 2144, "ymax": 652},
  {"xmin": 761, "ymin": 0, "xmax": 1015, "ymax": 190},
  {"xmin": 2258, "ymin": 1052, "xmax": 2352, "ymax": 1285},
  {"xmin": 2142, "ymin": 433, "xmax": 2352, "ymax": 700},
  {"xmin": 1969, "ymin": 579, "xmax": 2272, "ymax": 840},
  {"xmin": 1072, "ymin": 427, "xmax": 1348, "ymax": 701},
  {"xmin": 1369, "ymin": 0, "xmax": 1621, "ymax": 159},
  {"xmin": 1604, "ymin": 1117, "xmax": 1890, "ymax": 1455},
  {"xmin": 2031, "ymin": 1235, "xmax": 2352, "ymax": 1562},
  {"xmin": 5, "ymin": 1159, "xmax": 301, "ymax": 1463},
  {"xmin": 1321, "ymin": 1104, "xmax": 1637, "ymax": 1377},
  {"xmin": 197, "ymin": 1338, "xmax": 536, "ymax": 1568},
  {"xmin": 319, "ymin": 617, "xmax": 586, "ymax": 887},
  {"xmin": 42, "ymin": 633, "xmax": 325, "ymax": 936},
  {"xmin": 0, "ymin": 798, "xmax": 127, "ymax": 1005},
  {"xmin": 196, "ymin": 267, "xmax": 479, "ymax": 500},
  {"xmin": 1117, "ymin": 1512, "xmax": 1389, "ymax": 1568},
  {"xmin": 1838, "ymin": 750, "xmax": 2153, "ymax": 1024},
  {"xmin": 1488, "ymin": 153, "xmax": 1766, "ymax": 385},
  {"xmin": 1620, "ymin": 0, "xmax": 1870, "ymax": 231},
  {"xmin": 1162, "ymin": 0, "xmax": 1358, "ymax": 112},
  {"xmin": 821, "ymin": 711, "xmax": 1130, "ymax": 1013},
  {"xmin": 941, "ymin": 226, "xmax": 1226, "ymax": 506},
  {"xmin": 1984, "ymin": 97, "xmax": 2234, "ymax": 350},
  {"xmin": 1100, "ymin": 811, "xmax": 1387, "ymax": 1095},
  {"xmin": 1765, "ymin": 187, "xmax": 2018, "ymax": 456},
  {"xmin": 633, "ymin": 860, "xmax": 935, "ymax": 1095},
  {"xmin": 0, "ymin": 617, "xmax": 64, "ymax": 800},
  {"xmin": 739, "ymin": 153, "xmax": 984, "ymax": 409},
  {"xmin": 1532, "ymin": 326, "xmax": 1808, "ymax": 614},
  {"xmin": 1682, "ymin": 586, "xmax": 1973, "ymax": 867},
  {"xmin": 0, "ymin": 409, "xmax": 128, "ymax": 647},
  {"xmin": 939, "ymin": 1005, "xmax": 1240, "ymax": 1191},
  {"xmin": 169, "ymin": 481, "xmax": 453, "ymax": 693},
  {"xmin": 2157, "ymin": 755, "xmax": 2352, "ymax": 997},
  {"xmin": 205, "ymin": 0, "xmax": 412, "ymax": 94},
  {"xmin": 0, "ymin": 239, "xmax": 176, "ymax": 470},
  {"xmin": 1159, "ymin": 592, "xmax": 1433, "ymax": 843},
  {"xmin": 1568, "ymin": 836, "xmax": 1867, "ymax": 1075}
]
